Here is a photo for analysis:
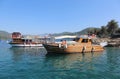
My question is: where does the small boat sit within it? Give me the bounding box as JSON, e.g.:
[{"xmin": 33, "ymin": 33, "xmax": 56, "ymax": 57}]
[
  {"xmin": 43, "ymin": 36, "xmax": 104, "ymax": 54},
  {"xmin": 9, "ymin": 32, "xmax": 43, "ymax": 47},
  {"xmin": 100, "ymin": 42, "xmax": 108, "ymax": 47}
]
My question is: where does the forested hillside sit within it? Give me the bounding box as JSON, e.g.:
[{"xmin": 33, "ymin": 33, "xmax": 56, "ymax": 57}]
[
  {"xmin": 0, "ymin": 20, "xmax": 119, "ymax": 39},
  {"xmin": 0, "ymin": 30, "xmax": 11, "ymax": 40},
  {"xmin": 52, "ymin": 20, "xmax": 120, "ymax": 38}
]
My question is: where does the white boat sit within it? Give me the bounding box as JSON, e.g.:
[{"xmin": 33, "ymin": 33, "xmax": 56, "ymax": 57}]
[
  {"xmin": 10, "ymin": 43, "xmax": 43, "ymax": 47},
  {"xmin": 100, "ymin": 42, "xmax": 108, "ymax": 47},
  {"xmin": 9, "ymin": 32, "xmax": 43, "ymax": 47}
]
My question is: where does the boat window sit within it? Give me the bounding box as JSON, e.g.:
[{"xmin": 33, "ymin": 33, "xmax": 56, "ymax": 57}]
[
  {"xmin": 82, "ymin": 39, "xmax": 88, "ymax": 43},
  {"xmin": 26, "ymin": 40, "xmax": 29, "ymax": 42},
  {"xmin": 89, "ymin": 39, "xmax": 92, "ymax": 42},
  {"xmin": 22, "ymin": 39, "xmax": 25, "ymax": 42},
  {"xmin": 55, "ymin": 38, "xmax": 75, "ymax": 42},
  {"xmin": 13, "ymin": 39, "xmax": 22, "ymax": 42},
  {"xmin": 73, "ymin": 38, "xmax": 79, "ymax": 42},
  {"xmin": 29, "ymin": 40, "xmax": 32, "ymax": 42}
]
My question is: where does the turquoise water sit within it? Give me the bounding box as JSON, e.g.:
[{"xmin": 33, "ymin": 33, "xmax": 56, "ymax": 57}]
[{"xmin": 0, "ymin": 42, "xmax": 120, "ymax": 79}]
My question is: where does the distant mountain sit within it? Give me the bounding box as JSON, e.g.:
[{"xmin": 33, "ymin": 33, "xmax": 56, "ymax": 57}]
[
  {"xmin": 75, "ymin": 27, "xmax": 100, "ymax": 35},
  {"xmin": 0, "ymin": 30, "xmax": 11, "ymax": 40},
  {"xmin": 0, "ymin": 27, "xmax": 100, "ymax": 40},
  {"xmin": 52, "ymin": 32, "xmax": 75, "ymax": 36},
  {"xmin": 52, "ymin": 27, "xmax": 100, "ymax": 36}
]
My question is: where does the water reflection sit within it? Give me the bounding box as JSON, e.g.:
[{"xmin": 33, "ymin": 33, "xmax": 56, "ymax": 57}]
[
  {"xmin": 45, "ymin": 52, "xmax": 104, "ymax": 69},
  {"xmin": 10, "ymin": 47, "xmax": 47, "ymax": 61},
  {"xmin": 106, "ymin": 47, "xmax": 120, "ymax": 74},
  {"xmin": 1, "ymin": 46, "xmax": 120, "ymax": 79}
]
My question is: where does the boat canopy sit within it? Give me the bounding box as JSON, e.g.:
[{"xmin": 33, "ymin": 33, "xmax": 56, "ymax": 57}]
[
  {"xmin": 21, "ymin": 35, "xmax": 33, "ymax": 39},
  {"xmin": 55, "ymin": 35, "xmax": 77, "ymax": 39}
]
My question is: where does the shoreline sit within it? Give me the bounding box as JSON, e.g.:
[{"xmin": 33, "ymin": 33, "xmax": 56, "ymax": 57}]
[{"xmin": 99, "ymin": 37, "xmax": 120, "ymax": 47}]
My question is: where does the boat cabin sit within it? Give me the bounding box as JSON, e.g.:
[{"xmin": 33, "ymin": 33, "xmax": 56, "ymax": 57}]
[
  {"xmin": 73, "ymin": 37, "xmax": 92, "ymax": 45},
  {"xmin": 54, "ymin": 35, "xmax": 77, "ymax": 43},
  {"xmin": 12, "ymin": 32, "xmax": 22, "ymax": 39}
]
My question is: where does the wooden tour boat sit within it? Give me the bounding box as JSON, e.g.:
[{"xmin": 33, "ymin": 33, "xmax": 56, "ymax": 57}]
[
  {"xmin": 43, "ymin": 36, "xmax": 104, "ymax": 54},
  {"xmin": 9, "ymin": 32, "xmax": 43, "ymax": 47}
]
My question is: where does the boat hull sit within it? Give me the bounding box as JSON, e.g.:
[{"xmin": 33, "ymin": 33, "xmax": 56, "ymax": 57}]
[
  {"xmin": 43, "ymin": 43, "xmax": 104, "ymax": 54},
  {"xmin": 10, "ymin": 43, "xmax": 43, "ymax": 47}
]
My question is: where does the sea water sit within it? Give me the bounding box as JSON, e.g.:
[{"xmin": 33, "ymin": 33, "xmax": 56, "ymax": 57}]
[{"xmin": 0, "ymin": 41, "xmax": 120, "ymax": 79}]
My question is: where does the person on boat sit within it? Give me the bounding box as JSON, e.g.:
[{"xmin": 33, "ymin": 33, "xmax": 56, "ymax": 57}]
[
  {"xmin": 61, "ymin": 40, "xmax": 67, "ymax": 48},
  {"xmin": 62, "ymin": 40, "xmax": 67, "ymax": 45}
]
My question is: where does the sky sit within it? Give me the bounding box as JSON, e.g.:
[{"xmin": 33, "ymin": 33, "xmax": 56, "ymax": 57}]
[{"xmin": 0, "ymin": 0, "xmax": 120, "ymax": 34}]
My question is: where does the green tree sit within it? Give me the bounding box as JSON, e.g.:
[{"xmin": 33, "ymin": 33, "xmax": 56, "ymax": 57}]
[
  {"xmin": 99, "ymin": 26, "xmax": 108, "ymax": 37},
  {"xmin": 87, "ymin": 28, "xmax": 100, "ymax": 36},
  {"xmin": 94, "ymin": 28, "xmax": 100, "ymax": 35},
  {"xmin": 106, "ymin": 20, "xmax": 119, "ymax": 36},
  {"xmin": 116, "ymin": 28, "xmax": 120, "ymax": 33}
]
